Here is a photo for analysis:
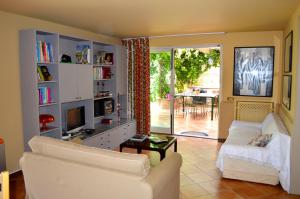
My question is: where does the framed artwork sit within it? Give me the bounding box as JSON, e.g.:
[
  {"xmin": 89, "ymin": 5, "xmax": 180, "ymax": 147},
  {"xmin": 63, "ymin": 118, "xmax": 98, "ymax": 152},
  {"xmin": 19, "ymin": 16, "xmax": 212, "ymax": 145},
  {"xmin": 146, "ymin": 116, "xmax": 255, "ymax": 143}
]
[
  {"xmin": 282, "ymin": 75, "xmax": 292, "ymax": 110},
  {"xmin": 284, "ymin": 31, "xmax": 293, "ymax": 73},
  {"xmin": 233, "ymin": 46, "xmax": 274, "ymax": 97}
]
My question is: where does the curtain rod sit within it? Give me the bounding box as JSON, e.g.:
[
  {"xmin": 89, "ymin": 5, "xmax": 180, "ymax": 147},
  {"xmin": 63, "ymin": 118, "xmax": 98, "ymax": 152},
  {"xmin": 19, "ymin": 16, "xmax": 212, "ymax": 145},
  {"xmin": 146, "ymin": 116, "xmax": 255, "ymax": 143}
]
[{"xmin": 122, "ymin": 32, "xmax": 226, "ymax": 40}]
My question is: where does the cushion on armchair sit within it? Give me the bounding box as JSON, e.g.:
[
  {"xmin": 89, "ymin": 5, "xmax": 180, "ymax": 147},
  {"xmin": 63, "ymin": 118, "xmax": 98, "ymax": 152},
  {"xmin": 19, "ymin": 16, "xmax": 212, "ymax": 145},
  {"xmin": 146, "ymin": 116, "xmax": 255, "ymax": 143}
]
[{"xmin": 29, "ymin": 136, "xmax": 150, "ymax": 177}]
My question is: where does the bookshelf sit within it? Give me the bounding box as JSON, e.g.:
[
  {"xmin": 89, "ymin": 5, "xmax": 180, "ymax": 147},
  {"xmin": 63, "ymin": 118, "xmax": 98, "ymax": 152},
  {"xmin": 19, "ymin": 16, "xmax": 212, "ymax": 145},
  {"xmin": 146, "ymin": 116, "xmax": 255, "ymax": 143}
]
[
  {"xmin": 92, "ymin": 42, "xmax": 117, "ymax": 123},
  {"xmin": 20, "ymin": 30, "xmax": 61, "ymax": 151},
  {"xmin": 20, "ymin": 29, "xmax": 128, "ymax": 151}
]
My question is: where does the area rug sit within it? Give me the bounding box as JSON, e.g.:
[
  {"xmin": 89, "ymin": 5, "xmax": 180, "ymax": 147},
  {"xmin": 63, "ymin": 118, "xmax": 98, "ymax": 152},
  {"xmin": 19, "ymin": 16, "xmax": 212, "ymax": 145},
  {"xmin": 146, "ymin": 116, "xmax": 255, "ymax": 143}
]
[{"xmin": 180, "ymin": 131, "xmax": 209, "ymax": 137}]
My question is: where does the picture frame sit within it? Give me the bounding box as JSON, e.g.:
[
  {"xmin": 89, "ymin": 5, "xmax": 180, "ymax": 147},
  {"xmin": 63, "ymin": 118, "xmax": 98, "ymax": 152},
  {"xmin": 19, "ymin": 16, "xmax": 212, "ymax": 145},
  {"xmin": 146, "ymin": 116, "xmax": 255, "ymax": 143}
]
[
  {"xmin": 284, "ymin": 31, "xmax": 293, "ymax": 73},
  {"xmin": 282, "ymin": 75, "xmax": 292, "ymax": 110},
  {"xmin": 233, "ymin": 46, "xmax": 275, "ymax": 97}
]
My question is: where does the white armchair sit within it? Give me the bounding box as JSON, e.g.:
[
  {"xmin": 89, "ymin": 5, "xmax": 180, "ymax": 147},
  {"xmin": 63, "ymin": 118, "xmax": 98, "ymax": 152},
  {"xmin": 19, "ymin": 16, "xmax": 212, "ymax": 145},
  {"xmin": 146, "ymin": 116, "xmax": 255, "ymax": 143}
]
[{"xmin": 20, "ymin": 136, "xmax": 182, "ymax": 199}]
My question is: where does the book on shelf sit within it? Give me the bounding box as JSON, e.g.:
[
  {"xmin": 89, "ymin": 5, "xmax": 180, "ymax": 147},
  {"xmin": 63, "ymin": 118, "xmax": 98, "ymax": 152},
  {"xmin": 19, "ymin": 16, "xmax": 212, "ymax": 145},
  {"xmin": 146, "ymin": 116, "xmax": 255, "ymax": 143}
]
[
  {"xmin": 37, "ymin": 65, "xmax": 52, "ymax": 82},
  {"xmin": 37, "ymin": 66, "xmax": 44, "ymax": 81},
  {"xmin": 93, "ymin": 67, "xmax": 111, "ymax": 80},
  {"xmin": 38, "ymin": 87, "xmax": 52, "ymax": 105},
  {"xmin": 36, "ymin": 41, "xmax": 54, "ymax": 63}
]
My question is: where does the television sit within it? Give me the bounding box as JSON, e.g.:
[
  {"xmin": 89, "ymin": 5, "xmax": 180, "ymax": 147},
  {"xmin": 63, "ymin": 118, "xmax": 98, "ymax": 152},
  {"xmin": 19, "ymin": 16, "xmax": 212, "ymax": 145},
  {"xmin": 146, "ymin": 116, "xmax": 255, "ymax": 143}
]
[{"xmin": 66, "ymin": 106, "xmax": 85, "ymax": 133}]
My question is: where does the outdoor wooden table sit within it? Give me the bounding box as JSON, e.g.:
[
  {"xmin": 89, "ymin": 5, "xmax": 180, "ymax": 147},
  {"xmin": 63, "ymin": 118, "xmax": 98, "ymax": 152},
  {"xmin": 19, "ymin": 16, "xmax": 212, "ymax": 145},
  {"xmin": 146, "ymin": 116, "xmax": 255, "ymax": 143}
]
[{"xmin": 176, "ymin": 93, "xmax": 218, "ymax": 120}]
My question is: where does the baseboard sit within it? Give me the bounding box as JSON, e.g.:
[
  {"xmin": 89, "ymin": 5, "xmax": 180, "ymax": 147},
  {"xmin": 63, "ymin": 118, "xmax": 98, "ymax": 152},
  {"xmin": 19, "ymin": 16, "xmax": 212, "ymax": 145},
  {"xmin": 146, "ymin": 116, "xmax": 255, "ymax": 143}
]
[
  {"xmin": 218, "ymin": 138, "xmax": 226, "ymax": 143},
  {"xmin": 9, "ymin": 169, "xmax": 22, "ymax": 178}
]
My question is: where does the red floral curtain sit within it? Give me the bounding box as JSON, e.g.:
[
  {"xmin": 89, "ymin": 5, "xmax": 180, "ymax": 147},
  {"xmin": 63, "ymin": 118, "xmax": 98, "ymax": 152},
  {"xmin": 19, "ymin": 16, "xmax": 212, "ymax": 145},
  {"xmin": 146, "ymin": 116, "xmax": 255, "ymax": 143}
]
[{"xmin": 122, "ymin": 38, "xmax": 150, "ymax": 135}]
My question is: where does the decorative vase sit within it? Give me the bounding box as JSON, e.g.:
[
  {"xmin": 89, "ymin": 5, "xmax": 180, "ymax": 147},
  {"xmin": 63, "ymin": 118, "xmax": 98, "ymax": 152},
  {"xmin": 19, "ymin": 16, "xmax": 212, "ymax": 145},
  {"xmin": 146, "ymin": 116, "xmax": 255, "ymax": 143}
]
[{"xmin": 39, "ymin": 114, "xmax": 55, "ymax": 130}]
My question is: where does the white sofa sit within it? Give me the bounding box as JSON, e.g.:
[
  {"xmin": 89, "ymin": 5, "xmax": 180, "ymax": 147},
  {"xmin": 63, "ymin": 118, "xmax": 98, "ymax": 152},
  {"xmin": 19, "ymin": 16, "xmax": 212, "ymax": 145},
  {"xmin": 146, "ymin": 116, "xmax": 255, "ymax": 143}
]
[
  {"xmin": 216, "ymin": 113, "xmax": 291, "ymax": 192},
  {"xmin": 20, "ymin": 136, "xmax": 182, "ymax": 199}
]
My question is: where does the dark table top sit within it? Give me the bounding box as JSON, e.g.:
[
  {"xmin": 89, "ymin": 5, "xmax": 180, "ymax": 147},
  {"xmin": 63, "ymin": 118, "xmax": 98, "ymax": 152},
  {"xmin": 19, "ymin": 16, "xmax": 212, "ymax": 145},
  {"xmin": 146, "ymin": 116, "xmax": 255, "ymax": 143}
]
[{"xmin": 120, "ymin": 135, "xmax": 177, "ymax": 152}]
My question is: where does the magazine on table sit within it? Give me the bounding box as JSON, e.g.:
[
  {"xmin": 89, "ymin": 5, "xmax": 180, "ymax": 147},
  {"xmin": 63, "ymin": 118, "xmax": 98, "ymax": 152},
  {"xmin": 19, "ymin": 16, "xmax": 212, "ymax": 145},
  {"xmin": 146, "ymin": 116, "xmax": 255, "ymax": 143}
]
[
  {"xmin": 130, "ymin": 134, "xmax": 148, "ymax": 142},
  {"xmin": 149, "ymin": 135, "xmax": 168, "ymax": 144}
]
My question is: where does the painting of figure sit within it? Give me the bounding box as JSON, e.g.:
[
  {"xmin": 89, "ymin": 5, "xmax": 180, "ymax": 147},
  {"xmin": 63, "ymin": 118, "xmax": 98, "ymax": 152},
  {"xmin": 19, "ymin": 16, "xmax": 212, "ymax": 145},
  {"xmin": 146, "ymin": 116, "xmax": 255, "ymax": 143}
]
[{"xmin": 233, "ymin": 47, "xmax": 274, "ymax": 97}]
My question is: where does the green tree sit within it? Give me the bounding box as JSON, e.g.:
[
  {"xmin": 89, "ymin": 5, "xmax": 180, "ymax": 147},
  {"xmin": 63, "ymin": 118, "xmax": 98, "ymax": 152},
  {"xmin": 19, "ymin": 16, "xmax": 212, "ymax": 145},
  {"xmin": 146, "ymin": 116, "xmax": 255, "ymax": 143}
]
[
  {"xmin": 174, "ymin": 49, "xmax": 220, "ymax": 92},
  {"xmin": 150, "ymin": 52, "xmax": 170, "ymax": 102},
  {"xmin": 150, "ymin": 48, "xmax": 220, "ymax": 101}
]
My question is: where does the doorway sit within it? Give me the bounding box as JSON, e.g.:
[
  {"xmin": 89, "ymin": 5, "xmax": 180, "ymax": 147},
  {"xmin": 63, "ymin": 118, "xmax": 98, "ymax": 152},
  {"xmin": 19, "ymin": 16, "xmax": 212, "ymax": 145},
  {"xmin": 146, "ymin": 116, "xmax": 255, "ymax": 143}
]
[{"xmin": 150, "ymin": 46, "xmax": 221, "ymax": 139}]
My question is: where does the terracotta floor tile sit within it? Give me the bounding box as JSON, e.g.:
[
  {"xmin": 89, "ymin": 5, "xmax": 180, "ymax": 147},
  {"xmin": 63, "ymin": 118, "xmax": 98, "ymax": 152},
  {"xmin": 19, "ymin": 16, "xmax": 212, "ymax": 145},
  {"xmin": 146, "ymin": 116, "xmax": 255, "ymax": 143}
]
[
  {"xmin": 232, "ymin": 185, "xmax": 266, "ymax": 198},
  {"xmin": 198, "ymin": 180, "xmax": 230, "ymax": 194},
  {"xmin": 219, "ymin": 178, "xmax": 252, "ymax": 190},
  {"xmin": 182, "ymin": 164, "xmax": 204, "ymax": 175},
  {"xmin": 181, "ymin": 184, "xmax": 210, "ymax": 198},
  {"xmin": 186, "ymin": 172, "xmax": 215, "ymax": 183},
  {"xmin": 212, "ymin": 190, "xmax": 244, "ymax": 199},
  {"xmin": 246, "ymin": 183, "xmax": 282, "ymax": 195},
  {"xmin": 192, "ymin": 195, "xmax": 219, "ymax": 199},
  {"xmin": 181, "ymin": 174, "xmax": 195, "ymax": 186}
]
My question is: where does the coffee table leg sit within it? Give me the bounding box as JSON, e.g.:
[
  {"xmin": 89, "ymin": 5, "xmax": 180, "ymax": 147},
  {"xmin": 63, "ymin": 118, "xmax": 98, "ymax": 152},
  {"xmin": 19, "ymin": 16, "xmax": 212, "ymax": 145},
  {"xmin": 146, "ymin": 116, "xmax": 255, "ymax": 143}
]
[
  {"xmin": 120, "ymin": 145, "xmax": 123, "ymax": 152},
  {"xmin": 137, "ymin": 148, "xmax": 142, "ymax": 154},
  {"xmin": 174, "ymin": 140, "xmax": 177, "ymax": 152},
  {"xmin": 159, "ymin": 151, "xmax": 166, "ymax": 161}
]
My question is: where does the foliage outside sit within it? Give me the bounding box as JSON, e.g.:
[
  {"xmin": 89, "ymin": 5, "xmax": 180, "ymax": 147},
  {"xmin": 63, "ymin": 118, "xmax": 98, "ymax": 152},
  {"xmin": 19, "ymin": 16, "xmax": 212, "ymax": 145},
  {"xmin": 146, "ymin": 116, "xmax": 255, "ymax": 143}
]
[{"xmin": 150, "ymin": 48, "xmax": 220, "ymax": 102}]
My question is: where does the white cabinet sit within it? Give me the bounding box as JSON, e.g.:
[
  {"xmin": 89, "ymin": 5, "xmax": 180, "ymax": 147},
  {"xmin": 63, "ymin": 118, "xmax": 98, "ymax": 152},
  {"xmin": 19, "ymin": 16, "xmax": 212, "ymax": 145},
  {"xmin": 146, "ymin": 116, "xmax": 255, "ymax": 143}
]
[
  {"xmin": 83, "ymin": 134, "xmax": 101, "ymax": 148},
  {"xmin": 77, "ymin": 65, "xmax": 93, "ymax": 100},
  {"xmin": 82, "ymin": 120, "xmax": 136, "ymax": 150},
  {"xmin": 82, "ymin": 132, "xmax": 108, "ymax": 149},
  {"xmin": 127, "ymin": 121, "xmax": 136, "ymax": 138},
  {"xmin": 59, "ymin": 64, "xmax": 93, "ymax": 103},
  {"xmin": 109, "ymin": 128, "xmax": 123, "ymax": 149},
  {"xmin": 59, "ymin": 64, "xmax": 77, "ymax": 103}
]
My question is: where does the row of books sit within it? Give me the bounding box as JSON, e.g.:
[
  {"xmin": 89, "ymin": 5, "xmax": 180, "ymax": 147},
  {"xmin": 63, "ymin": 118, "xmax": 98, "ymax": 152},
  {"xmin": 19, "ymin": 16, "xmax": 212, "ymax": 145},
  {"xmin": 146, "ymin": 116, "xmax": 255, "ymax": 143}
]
[
  {"xmin": 93, "ymin": 67, "xmax": 111, "ymax": 80},
  {"xmin": 38, "ymin": 87, "xmax": 52, "ymax": 105},
  {"xmin": 36, "ymin": 41, "xmax": 54, "ymax": 63}
]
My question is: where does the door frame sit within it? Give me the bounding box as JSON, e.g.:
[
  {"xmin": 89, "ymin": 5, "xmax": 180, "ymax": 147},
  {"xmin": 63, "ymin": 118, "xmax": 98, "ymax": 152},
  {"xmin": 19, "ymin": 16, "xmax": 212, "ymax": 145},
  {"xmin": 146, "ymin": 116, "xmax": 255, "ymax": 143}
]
[{"xmin": 150, "ymin": 44, "xmax": 223, "ymax": 138}]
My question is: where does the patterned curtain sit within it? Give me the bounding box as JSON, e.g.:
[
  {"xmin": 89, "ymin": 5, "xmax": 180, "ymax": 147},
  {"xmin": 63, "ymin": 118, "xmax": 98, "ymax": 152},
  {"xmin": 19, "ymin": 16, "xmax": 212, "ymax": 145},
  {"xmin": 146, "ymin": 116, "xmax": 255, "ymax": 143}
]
[{"xmin": 122, "ymin": 38, "xmax": 150, "ymax": 135}]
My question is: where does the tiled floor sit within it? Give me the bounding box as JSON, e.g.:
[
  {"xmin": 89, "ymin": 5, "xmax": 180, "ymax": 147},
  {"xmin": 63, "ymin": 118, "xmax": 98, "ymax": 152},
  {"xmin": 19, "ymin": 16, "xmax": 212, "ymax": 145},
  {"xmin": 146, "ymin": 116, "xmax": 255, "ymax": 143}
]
[
  {"xmin": 10, "ymin": 136, "xmax": 300, "ymax": 199},
  {"xmin": 125, "ymin": 136, "xmax": 300, "ymax": 199}
]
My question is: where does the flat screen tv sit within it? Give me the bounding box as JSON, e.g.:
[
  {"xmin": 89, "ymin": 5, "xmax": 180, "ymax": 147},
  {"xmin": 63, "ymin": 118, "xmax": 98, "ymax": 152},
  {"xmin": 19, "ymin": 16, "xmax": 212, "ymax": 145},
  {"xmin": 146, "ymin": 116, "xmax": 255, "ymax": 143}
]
[{"xmin": 66, "ymin": 106, "xmax": 85, "ymax": 133}]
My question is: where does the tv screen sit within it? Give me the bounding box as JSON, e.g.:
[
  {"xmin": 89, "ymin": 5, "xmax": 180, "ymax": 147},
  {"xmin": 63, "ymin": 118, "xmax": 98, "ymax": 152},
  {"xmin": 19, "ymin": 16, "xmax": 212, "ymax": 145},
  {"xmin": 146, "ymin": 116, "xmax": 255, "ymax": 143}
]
[{"xmin": 66, "ymin": 106, "xmax": 85, "ymax": 132}]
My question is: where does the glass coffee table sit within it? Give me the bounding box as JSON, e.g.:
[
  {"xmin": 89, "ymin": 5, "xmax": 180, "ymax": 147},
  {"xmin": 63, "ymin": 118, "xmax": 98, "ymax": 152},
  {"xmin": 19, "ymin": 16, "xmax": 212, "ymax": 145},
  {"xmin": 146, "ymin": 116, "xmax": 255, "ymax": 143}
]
[{"xmin": 119, "ymin": 135, "xmax": 177, "ymax": 161}]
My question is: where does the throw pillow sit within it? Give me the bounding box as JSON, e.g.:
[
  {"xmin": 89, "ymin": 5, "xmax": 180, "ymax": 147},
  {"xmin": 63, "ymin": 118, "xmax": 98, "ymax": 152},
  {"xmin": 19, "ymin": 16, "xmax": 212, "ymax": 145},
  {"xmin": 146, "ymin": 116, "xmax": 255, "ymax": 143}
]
[{"xmin": 248, "ymin": 134, "xmax": 272, "ymax": 147}]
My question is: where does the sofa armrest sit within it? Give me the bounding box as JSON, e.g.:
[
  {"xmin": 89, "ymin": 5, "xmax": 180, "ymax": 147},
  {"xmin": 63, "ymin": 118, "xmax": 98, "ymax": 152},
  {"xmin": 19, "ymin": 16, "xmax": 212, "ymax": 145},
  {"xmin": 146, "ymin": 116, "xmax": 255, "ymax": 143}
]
[{"xmin": 145, "ymin": 153, "xmax": 182, "ymax": 199}]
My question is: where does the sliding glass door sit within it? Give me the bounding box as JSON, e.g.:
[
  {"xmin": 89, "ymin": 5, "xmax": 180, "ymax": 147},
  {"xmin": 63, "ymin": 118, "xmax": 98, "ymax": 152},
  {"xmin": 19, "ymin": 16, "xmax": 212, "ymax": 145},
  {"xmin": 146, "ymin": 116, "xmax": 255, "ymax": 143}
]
[{"xmin": 150, "ymin": 48, "xmax": 175, "ymax": 134}]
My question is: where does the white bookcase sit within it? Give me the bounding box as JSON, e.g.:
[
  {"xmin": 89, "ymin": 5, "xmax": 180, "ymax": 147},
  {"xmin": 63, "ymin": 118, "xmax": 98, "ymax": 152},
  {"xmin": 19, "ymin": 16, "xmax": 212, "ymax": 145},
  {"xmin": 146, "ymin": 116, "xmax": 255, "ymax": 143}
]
[{"xmin": 20, "ymin": 29, "xmax": 128, "ymax": 151}]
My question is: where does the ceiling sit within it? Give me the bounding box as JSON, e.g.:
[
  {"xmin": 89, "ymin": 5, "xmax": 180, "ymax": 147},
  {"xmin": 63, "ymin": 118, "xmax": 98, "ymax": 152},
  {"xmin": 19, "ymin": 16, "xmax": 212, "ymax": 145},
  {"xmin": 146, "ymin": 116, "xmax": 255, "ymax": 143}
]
[{"xmin": 1, "ymin": 0, "xmax": 299, "ymax": 38}]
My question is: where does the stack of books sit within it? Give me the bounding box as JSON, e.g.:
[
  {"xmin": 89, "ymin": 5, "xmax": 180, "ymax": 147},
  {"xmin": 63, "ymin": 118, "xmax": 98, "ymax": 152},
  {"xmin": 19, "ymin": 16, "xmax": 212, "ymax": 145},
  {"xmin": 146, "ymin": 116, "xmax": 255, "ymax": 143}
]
[
  {"xmin": 93, "ymin": 67, "xmax": 111, "ymax": 80},
  {"xmin": 36, "ymin": 41, "xmax": 54, "ymax": 63},
  {"xmin": 38, "ymin": 87, "xmax": 52, "ymax": 105}
]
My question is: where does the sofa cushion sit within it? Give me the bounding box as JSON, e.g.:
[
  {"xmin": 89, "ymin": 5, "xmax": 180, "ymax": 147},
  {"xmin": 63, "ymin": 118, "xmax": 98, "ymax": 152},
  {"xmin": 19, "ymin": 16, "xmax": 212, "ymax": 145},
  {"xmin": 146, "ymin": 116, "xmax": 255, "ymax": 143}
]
[
  {"xmin": 230, "ymin": 120, "xmax": 262, "ymax": 131},
  {"xmin": 227, "ymin": 123, "xmax": 261, "ymax": 145},
  {"xmin": 29, "ymin": 136, "xmax": 150, "ymax": 178}
]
